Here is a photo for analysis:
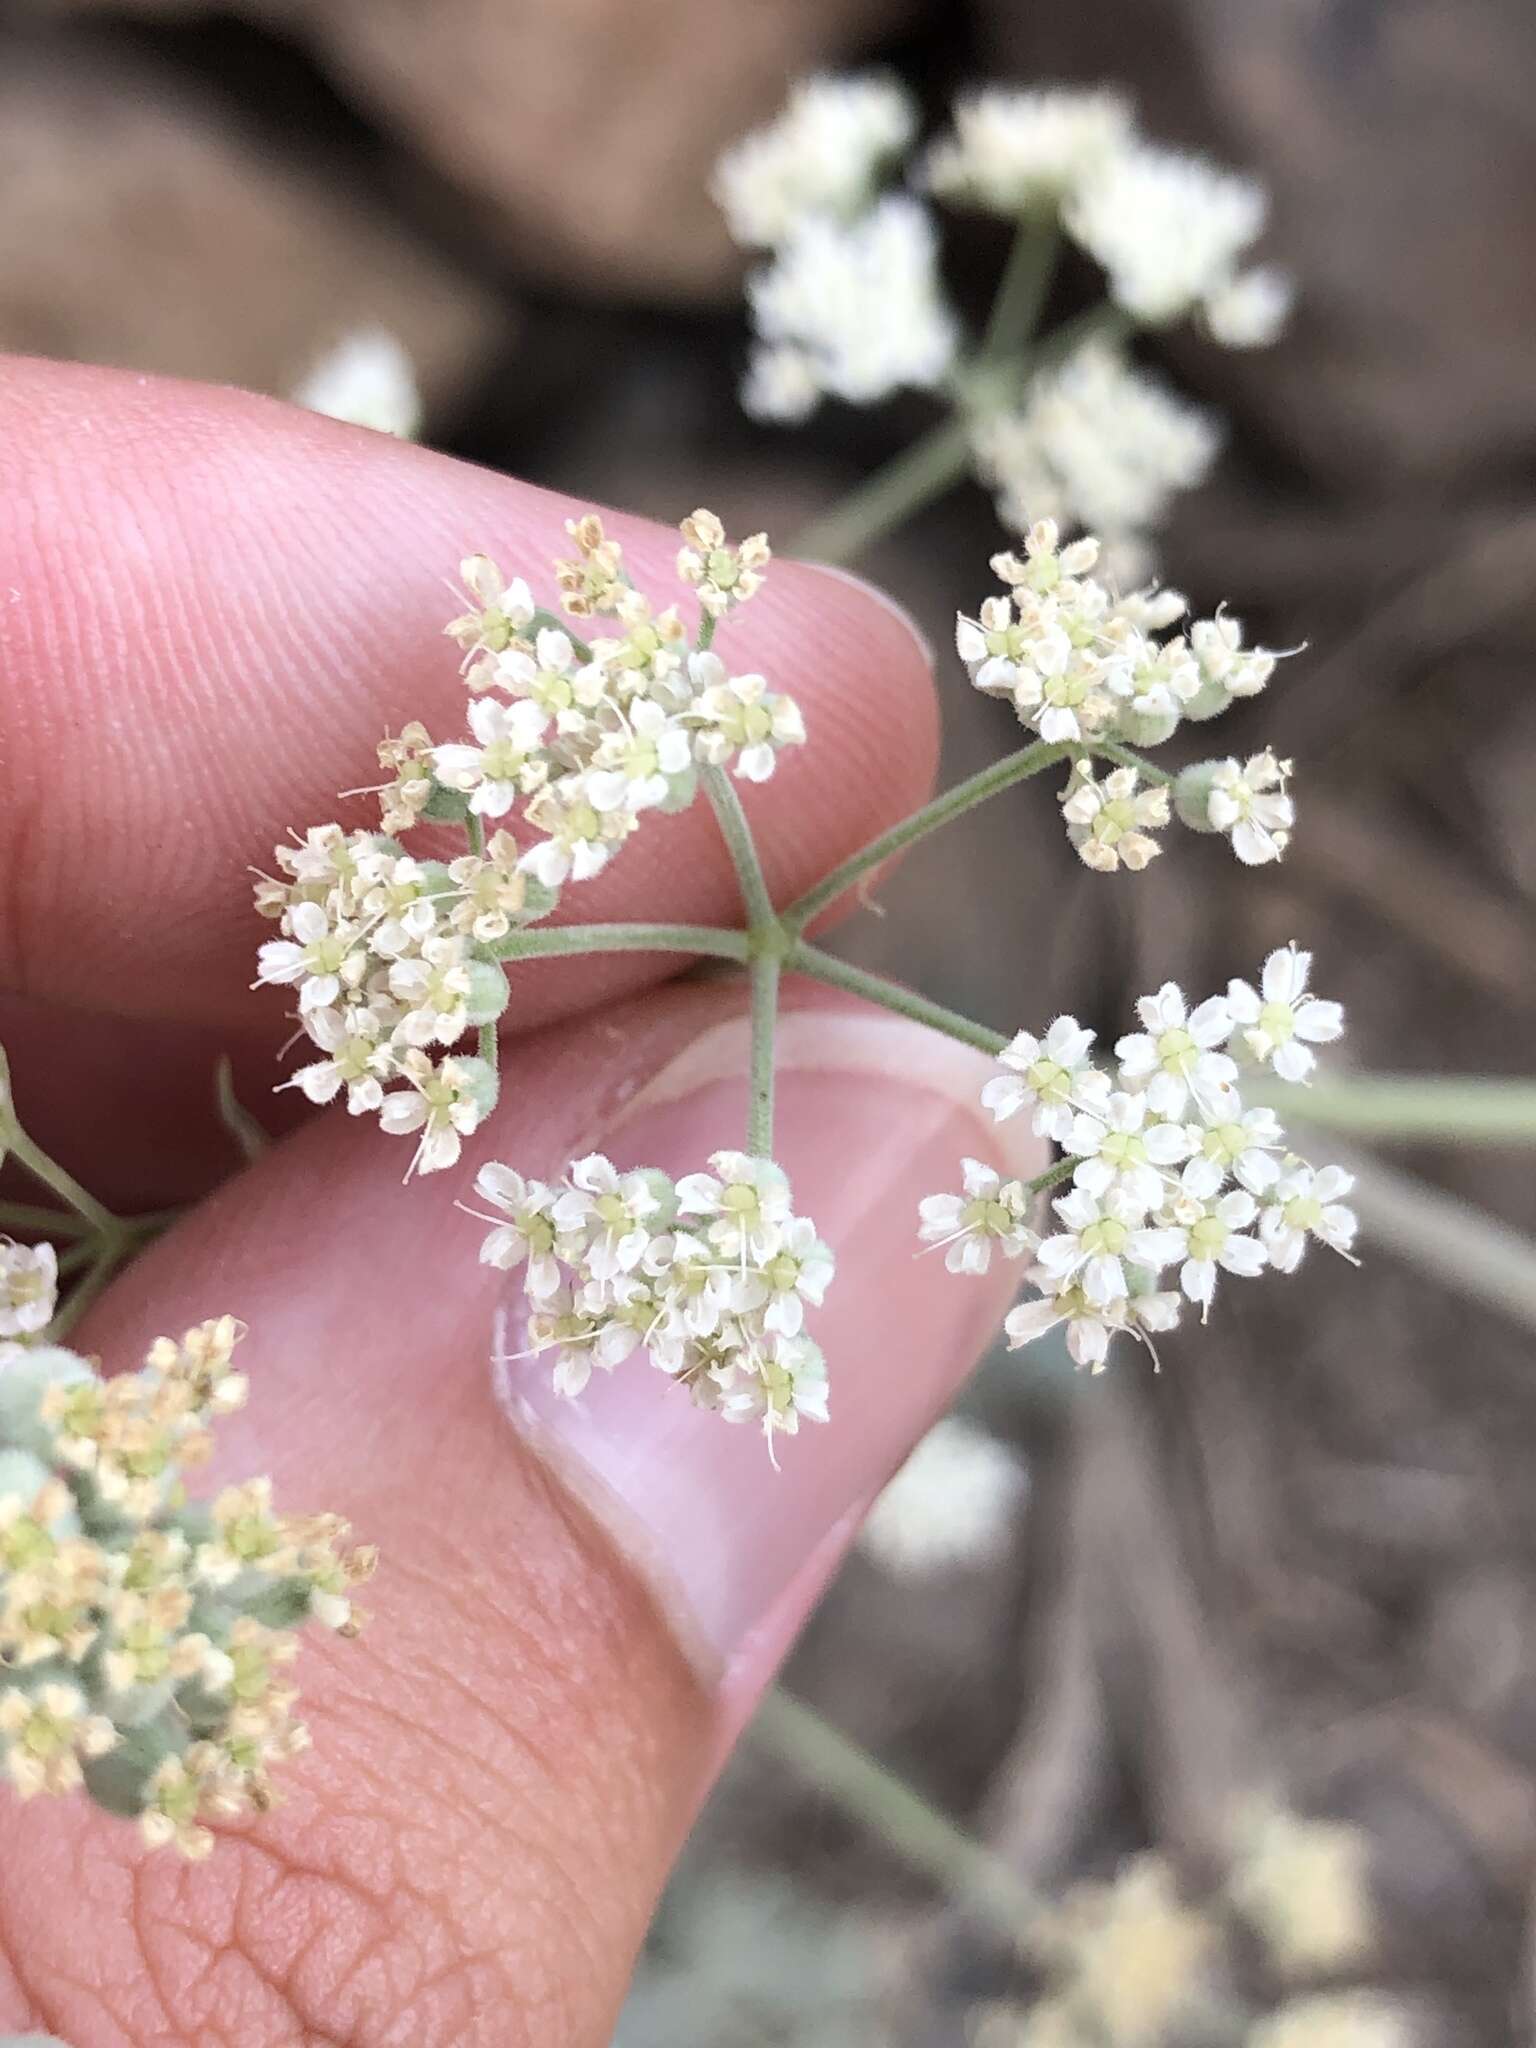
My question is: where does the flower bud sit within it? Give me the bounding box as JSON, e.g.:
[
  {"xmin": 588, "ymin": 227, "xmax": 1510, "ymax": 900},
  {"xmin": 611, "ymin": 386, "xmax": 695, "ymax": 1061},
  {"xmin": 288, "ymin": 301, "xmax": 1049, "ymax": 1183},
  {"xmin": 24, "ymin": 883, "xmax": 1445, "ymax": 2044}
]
[
  {"xmin": 1116, "ymin": 704, "xmax": 1181, "ymax": 748},
  {"xmin": 1173, "ymin": 761, "xmax": 1225, "ymax": 833},
  {"xmin": 1180, "ymin": 673, "xmax": 1234, "ymax": 722},
  {"xmin": 464, "ymin": 960, "xmax": 511, "ymax": 1028}
]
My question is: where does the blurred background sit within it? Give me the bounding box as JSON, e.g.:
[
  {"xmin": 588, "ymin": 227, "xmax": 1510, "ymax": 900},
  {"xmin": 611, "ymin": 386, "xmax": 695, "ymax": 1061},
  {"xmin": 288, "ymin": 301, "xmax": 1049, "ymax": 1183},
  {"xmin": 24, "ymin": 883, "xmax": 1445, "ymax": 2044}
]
[{"xmin": 3, "ymin": 0, "xmax": 1534, "ymax": 2039}]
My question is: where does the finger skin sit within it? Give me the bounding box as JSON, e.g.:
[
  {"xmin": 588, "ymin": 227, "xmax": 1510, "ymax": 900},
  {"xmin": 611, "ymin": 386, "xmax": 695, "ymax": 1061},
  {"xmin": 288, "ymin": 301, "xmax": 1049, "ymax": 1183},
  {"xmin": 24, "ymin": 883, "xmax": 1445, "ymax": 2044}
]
[{"xmin": 0, "ymin": 356, "xmax": 937, "ymax": 1033}]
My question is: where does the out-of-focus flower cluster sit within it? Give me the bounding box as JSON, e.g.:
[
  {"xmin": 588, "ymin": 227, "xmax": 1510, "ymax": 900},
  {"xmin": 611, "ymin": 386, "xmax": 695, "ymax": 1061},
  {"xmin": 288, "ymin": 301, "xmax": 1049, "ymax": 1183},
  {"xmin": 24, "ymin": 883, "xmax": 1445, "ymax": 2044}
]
[
  {"xmin": 0, "ymin": 1312, "xmax": 374, "ymax": 1858},
  {"xmin": 922, "ymin": 946, "xmax": 1353, "ymax": 1371},
  {"xmin": 974, "ymin": 1801, "xmax": 1409, "ymax": 2048},
  {"xmin": 292, "ymin": 328, "xmax": 423, "ymax": 441},
  {"xmin": 955, "ymin": 519, "xmax": 1293, "ymax": 872},
  {"xmin": 858, "ymin": 1414, "xmax": 1027, "ymax": 1578},
  {"xmin": 715, "ymin": 74, "xmax": 1289, "ymax": 567},
  {"xmin": 476, "ymin": 1149, "xmax": 833, "ymax": 1448},
  {"xmin": 970, "ymin": 339, "xmax": 1221, "ymax": 589},
  {"xmin": 255, "ymin": 511, "xmax": 802, "ymax": 1175}
]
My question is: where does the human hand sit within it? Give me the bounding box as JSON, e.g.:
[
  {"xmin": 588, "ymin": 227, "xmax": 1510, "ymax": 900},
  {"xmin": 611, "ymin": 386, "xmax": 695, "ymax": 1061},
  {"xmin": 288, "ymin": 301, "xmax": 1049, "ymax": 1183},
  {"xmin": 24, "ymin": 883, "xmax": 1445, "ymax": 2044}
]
[{"xmin": 0, "ymin": 358, "xmax": 1040, "ymax": 2047}]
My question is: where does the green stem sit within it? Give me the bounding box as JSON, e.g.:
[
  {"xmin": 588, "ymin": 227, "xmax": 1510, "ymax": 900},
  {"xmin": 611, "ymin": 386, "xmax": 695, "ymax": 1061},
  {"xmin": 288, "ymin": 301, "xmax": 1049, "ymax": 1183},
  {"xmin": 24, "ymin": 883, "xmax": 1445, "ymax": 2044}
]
[
  {"xmin": 782, "ymin": 741, "xmax": 1072, "ymax": 937},
  {"xmin": 1028, "ymin": 1156, "xmax": 1077, "ymax": 1196},
  {"xmin": 748, "ymin": 954, "xmax": 780, "ymax": 1156},
  {"xmin": 1261, "ymin": 1074, "xmax": 1536, "ymax": 1145},
  {"xmin": 0, "ymin": 1203, "xmax": 95, "ymax": 1239},
  {"xmin": 753, "ymin": 1689, "xmax": 1041, "ymax": 1941},
  {"xmin": 0, "ymin": 1123, "xmax": 117, "ymax": 1237},
  {"xmin": 979, "ymin": 220, "xmax": 1060, "ymax": 362},
  {"xmin": 788, "ymin": 414, "xmax": 974, "ymax": 568},
  {"xmin": 1090, "ymin": 738, "xmax": 1173, "ymax": 787},
  {"xmin": 788, "ymin": 946, "xmax": 1007, "ymax": 1056},
  {"xmin": 464, "ymin": 813, "xmax": 487, "ymax": 858},
  {"xmin": 492, "ymin": 922, "xmax": 751, "ymax": 964},
  {"xmin": 702, "ymin": 766, "xmax": 777, "ymax": 935},
  {"xmin": 48, "ymin": 1237, "xmax": 131, "ymax": 1343}
]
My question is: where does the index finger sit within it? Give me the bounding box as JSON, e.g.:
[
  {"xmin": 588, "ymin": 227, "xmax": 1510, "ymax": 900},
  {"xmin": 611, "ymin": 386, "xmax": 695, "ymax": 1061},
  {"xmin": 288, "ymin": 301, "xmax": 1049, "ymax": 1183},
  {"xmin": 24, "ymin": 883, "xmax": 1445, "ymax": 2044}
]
[{"xmin": 0, "ymin": 357, "xmax": 937, "ymax": 1032}]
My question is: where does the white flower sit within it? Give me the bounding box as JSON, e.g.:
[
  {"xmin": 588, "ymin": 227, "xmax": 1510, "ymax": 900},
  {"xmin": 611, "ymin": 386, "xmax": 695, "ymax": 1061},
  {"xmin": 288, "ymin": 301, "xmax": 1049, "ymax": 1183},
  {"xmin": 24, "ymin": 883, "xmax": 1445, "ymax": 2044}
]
[
  {"xmin": 1065, "ymin": 142, "xmax": 1270, "ymax": 326},
  {"xmin": 1189, "ymin": 610, "xmax": 1277, "ymax": 703},
  {"xmin": 1204, "ymin": 265, "xmax": 1293, "ymax": 348},
  {"xmin": 1066, "ymin": 1092, "xmax": 1191, "ymax": 1212},
  {"xmin": 1206, "ymin": 751, "xmax": 1294, "ymax": 866},
  {"xmin": 492, "ymin": 627, "xmax": 604, "ymax": 732},
  {"xmin": 1157, "ymin": 1175, "xmax": 1267, "ymax": 1315},
  {"xmin": 282, "ymin": 1004, "xmax": 393, "ymax": 1113},
  {"xmin": 560, "ymin": 1154, "xmax": 668, "ymax": 1281},
  {"xmin": 732, "ymin": 1215, "xmax": 835, "ymax": 1336},
  {"xmin": 712, "ymin": 72, "xmax": 916, "ymax": 249},
  {"xmin": 1005, "ymin": 1277, "xmax": 1181, "ymax": 1372},
  {"xmin": 676, "ymin": 1150, "xmax": 792, "ymax": 1260},
  {"xmin": 472, "ymin": 1163, "xmax": 566, "ymax": 1298},
  {"xmin": 525, "ymin": 1292, "xmax": 602, "ymax": 1398},
  {"xmin": 1115, "ymin": 982, "xmax": 1237, "ymax": 1119},
  {"xmin": 445, "ymin": 555, "xmax": 535, "ymax": 663},
  {"xmin": 292, "ymin": 329, "xmax": 421, "ymax": 439},
  {"xmin": 982, "ymin": 1016, "xmax": 1103, "ymax": 1143},
  {"xmin": 688, "ymin": 653, "xmax": 806, "ymax": 781},
  {"xmin": 521, "ymin": 780, "xmax": 635, "ymax": 887},
  {"xmin": 586, "ymin": 699, "xmax": 694, "ymax": 814},
  {"xmin": 859, "ymin": 1417, "xmax": 1027, "ymax": 1578},
  {"xmin": 917, "ymin": 1159, "xmax": 1036, "ymax": 1275},
  {"xmin": 1260, "ymin": 1163, "xmax": 1358, "ymax": 1271},
  {"xmin": 1060, "ymin": 762, "xmax": 1171, "ymax": 873},
  {"xmin": 1035, "ymin": 1186, "xmax": 1181, "ymax": 1308},
  {"xmin": 377, "ymin": 1053, "xmax": 496, "ymax": 1179},
  {"xmin": 1225, "ymin": 944, "xmax": 1344, "ymax": 1082},
  {"xmin": 676, "ymin": 509, "xmax": 771, "ymax": 617},
  {"xmin": 924, "ymin": 87, "xmax": 1132, "ymax": 214},
  {"xmin": 254, "ymin": 898, "xmax": 367, "ymax": 1014},
  {"xmin": 0, "ymin": 1241, "xmax": 58, "ymax": 1338},
  {"xmin": 387, "ymin": 934, "xmax": 476, "ymax": 1048},
  {"xmin": 744, "ymin": 196, "xmax": 959, "ymax": 417},
  {"xmin": 433, "ymin": 697, "xmax": 551, "ymax": 818},
  {"xmin": 971, "ymin": 340, "xmax": 1219, "ymax": 570},
  {"xmin": 1182, "ymin": 1104, "xmax": 1284, "ymax": 1198}
]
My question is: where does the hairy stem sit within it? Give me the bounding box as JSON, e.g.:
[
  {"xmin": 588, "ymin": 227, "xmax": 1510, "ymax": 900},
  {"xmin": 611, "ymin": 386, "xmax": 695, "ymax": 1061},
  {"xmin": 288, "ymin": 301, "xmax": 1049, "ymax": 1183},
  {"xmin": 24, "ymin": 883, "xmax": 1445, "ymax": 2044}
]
[
  {"xmin": 702, "ymin": 766, "xmax": 777, "ymax": 935},
  {"xmin": 788, "ymin": 946, "xmax": 1007, "ymax": 1056},
  {"xmin": 1091, "ymin": 738, "xmax": 1174, "ymax": 787},
  {"xmin": 492, "ymin": 922, "xmax": 752, "ymax": 964},
  {"xmin": 464, "ymin": 812, "xmax": 487, "ymax": 858},
  {"xmin": 748, "ymin": 953, "xmax": 781, "ymax": 1156},
  {"xmin": 782, "ymin": 741, "xmax": 1072, "ymax": 936}
]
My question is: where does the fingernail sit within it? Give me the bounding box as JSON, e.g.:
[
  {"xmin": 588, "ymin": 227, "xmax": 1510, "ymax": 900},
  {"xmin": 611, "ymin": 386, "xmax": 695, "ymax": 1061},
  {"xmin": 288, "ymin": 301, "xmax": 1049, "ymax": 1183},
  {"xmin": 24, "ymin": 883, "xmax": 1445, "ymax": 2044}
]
[
  {"xmin": 496, "ymin": 1007, "xmax": 1044, "ymax": 1688},
  {"xmin": 799, "ymin": 562, "xmax": 935, "ymax": 671}
]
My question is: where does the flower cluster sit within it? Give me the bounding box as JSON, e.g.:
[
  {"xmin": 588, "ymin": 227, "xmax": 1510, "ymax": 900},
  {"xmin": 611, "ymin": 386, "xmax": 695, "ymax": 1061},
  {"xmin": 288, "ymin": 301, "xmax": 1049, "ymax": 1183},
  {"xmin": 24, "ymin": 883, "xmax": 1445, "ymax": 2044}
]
[
  {"xmin": 0, "ymin": 1310, "xmax": 374, "ymax": 1857},
  {"xmin": 970, "ymin": 337, "xmax": 1221, "ymax": 586},
  {"xmin": 956, "ymin": 519, "xmax": 1292, "ymax": 871},
  {"xmin": 717, "ymin": 74, "xmax": 1289, "ymax": 558},
  {"xmin": 922, "ymin": 947, "xmax": 1354, "ymax": 1371},
  {"xmin": 256, "ymin": 511, "xmax": 802, "ymax": 1173},
  {"xmin": 742, "ymin": 195, "xmax": 959, "ymax": 421},
  {"xmin": 974, "ymin": 1804, "xmax": 1401, "ymax": 2048},
  {"xmin": 475, "ymin": 1150, "xmax": 833, "ymax": 1446},
  {"xmin": 0, "ymin": 1239, "xmax": 58, "ymax": 1340}
]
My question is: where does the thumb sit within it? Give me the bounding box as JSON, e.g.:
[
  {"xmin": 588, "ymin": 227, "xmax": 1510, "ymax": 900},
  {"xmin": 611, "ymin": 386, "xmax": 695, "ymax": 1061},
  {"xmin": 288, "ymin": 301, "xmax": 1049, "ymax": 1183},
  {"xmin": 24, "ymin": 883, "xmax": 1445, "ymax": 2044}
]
[{"xmin": 1, "ymin": 980, "xmax": 1042, "ymax": 2048}]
